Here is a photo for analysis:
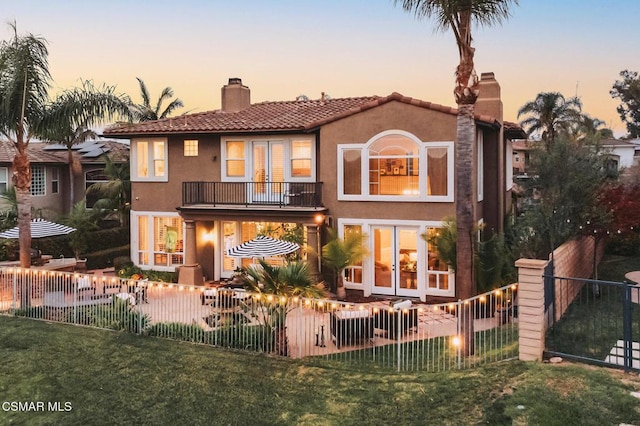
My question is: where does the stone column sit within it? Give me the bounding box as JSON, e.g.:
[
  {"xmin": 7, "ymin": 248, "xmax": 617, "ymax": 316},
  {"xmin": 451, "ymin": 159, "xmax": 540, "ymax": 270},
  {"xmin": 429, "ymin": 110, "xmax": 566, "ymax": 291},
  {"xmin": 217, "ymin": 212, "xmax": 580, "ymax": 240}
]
[
  {"xmin": 178, "ymin": 220, "xmax": 203, "ymax": 285},
  {"xmin": 305, "ymin": 223, "xmax": 321, "ymax": 281},
  {"xmin": 515, "ymin": 258, "xmax": 549, "ymax": 361}
]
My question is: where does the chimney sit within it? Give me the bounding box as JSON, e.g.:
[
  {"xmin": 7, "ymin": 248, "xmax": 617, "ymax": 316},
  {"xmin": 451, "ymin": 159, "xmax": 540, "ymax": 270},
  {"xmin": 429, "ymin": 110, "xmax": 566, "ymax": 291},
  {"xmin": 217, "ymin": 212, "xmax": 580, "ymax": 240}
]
[
  {"xmin": 221, "ymin": 78, "xmax": 250, "ymax": 112},
  {"xmin": 475, "ymin": 72, "xmax": 503, "ymax": 123}
]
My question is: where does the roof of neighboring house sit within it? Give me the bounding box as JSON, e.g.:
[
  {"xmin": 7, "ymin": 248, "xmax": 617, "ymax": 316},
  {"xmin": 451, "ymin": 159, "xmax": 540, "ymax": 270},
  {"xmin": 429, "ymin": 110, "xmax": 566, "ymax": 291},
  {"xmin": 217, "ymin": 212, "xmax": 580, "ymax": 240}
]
[
  {"xmin": 600, "ymin": 138, "xmax": 638, "ymax": 148},
  {"xmin": 512, "ymin": 140, "xmax": 536, "ymax": 151},
  {"xmin": 103, "ymin": 93, "xmax": 504, "ymax": 137},
  {"xmin": 503, "ymin": 121, "xmax": 527, "ymax": 139},
  {"xmin": 0, "ymin": 140, "xmax": 129, "ymax": 165}
]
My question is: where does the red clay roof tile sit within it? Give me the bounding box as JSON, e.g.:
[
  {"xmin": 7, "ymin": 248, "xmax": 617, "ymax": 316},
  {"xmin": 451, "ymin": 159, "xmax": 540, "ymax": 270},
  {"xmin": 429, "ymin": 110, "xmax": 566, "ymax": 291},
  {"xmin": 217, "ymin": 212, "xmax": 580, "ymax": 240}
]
[{"xmin": 104, "ymin": 93, "xmax": 501, "ymax": 136}]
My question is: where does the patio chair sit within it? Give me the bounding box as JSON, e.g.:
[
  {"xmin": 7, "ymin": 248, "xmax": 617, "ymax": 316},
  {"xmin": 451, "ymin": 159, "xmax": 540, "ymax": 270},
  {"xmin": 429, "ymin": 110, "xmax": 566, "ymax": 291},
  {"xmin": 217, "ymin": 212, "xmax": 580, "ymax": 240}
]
[
  {"xmin": 76, "ymin": 276, "xmax": 95, "ymax": 297},
  {"xmin": 330, "ymin": 309, "xmax": 374, "ymax": 348}
]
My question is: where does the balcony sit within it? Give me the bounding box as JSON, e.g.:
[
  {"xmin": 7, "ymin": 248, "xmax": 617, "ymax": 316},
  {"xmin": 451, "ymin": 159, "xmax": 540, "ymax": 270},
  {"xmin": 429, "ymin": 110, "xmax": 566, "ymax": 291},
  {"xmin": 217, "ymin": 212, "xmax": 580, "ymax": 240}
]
[{"xmin": 182, "ymin": 181, "xmax": 323, "ymax": 208}]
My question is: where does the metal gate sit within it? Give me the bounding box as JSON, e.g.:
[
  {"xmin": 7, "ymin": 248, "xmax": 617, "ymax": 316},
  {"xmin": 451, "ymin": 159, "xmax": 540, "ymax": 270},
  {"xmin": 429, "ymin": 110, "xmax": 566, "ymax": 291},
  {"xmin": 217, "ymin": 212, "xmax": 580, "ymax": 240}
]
[{"xmin": 544, "ymin": 274, "xmax": 640, "ymax": 370}]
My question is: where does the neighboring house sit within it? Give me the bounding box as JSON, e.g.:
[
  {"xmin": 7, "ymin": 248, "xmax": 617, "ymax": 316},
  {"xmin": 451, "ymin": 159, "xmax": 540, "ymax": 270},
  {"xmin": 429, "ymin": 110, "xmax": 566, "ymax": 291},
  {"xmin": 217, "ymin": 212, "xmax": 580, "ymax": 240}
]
[
  {"xmin": 511, "ymin": 139, "xmax": 533, "ymax": 177},
  {"xmin": 0, "ymin": 140, "xmax": 129, "ymax": 217},
  {"xmin": 600, "ymin": 138, "xmax": 639, "ymax": 173},
  {"xmin": 104, "ymin": 74, "xmax": 523, "ymax": 302}
]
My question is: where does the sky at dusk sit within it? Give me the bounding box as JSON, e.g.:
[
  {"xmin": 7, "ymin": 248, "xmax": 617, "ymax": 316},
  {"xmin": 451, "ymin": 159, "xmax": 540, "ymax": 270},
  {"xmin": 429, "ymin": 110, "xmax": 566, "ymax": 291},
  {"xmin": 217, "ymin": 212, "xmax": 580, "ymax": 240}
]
[{"xmin": 2, "ymin": 0, "xmax": 639, "ymax": 137}]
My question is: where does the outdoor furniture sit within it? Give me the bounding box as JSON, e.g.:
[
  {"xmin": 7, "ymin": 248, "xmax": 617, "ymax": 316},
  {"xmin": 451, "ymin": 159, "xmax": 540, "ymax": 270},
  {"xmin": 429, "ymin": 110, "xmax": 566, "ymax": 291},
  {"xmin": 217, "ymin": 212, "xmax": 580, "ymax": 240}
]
[
  {"xmin": 76, "ymin": 276, "xmax": 95, "ymax": 297},
  {"xmin": 373, "ymin": 307, "xmax": 418, "ymax": 340},
  {"xmin": 330, "ymin": 310, "xmax": 374, "ymax": 348}
]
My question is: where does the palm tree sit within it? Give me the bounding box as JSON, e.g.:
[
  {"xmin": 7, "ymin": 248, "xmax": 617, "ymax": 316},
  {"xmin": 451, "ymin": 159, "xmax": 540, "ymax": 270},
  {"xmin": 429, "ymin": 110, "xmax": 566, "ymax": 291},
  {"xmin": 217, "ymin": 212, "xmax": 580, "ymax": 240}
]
[
  {"xmin": 571, "ymin": 113, "xmax": 614, "ymax": 143},
  {"xmin": 242, "ymin": 260, "xmax": 325, "ymax": 356},
  {"xmin": 517, "ymin": 92, "xmax": 582, "ymax": 150},
  {"xmin": 321, "ymin": 228, "xmax": 368, "ymax": 300},
  {"xmin": 395, "ymin": 0, "xmax": 518, "ymax": 355},
  {"xmin": 62, "ymin": 200, "xmax": 101, "ymax": 259},
  {"xmin": 0, "ymin": 23, "xmax": 130, "ymax": 268},
  {"xmin": 130, "ymin": 77, "xmax": 184, "ymax": 122},
  {"xmin": 86, "ymin": 155, "xmax": 131, "ymax": 227}
]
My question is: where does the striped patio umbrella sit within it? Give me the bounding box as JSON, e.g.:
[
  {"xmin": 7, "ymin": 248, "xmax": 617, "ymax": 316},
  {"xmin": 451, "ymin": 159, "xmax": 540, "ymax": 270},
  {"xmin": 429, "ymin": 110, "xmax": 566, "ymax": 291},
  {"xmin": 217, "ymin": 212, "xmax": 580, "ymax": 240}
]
[
  {"xmin": 226, "ymin": 235, "xmax": 299, "ymax": 258},
  {"xmin": 0, "ymin": 218, "xmax": 76, "ymax": 239}
]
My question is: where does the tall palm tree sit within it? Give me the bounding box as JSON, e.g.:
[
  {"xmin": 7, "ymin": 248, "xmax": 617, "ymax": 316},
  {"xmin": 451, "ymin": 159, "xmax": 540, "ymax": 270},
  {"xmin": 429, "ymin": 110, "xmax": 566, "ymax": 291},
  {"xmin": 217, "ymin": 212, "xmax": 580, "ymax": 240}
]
[
  {"xmin": 395, "ymin": 0, "xmax": 518, "ymax": 355},
  {"xmin": 86, "ymin": 155, "xmax": 131, "ymax": 227},
  {"xmin": 242, "ymin": 260, "xmax": 325, "ymax": 356},
  {"xmin": 0, "ymin": 23, "xmax": 130, "ymax": 269},
  {"xmin": 517, "ymin": 92, "xmax": 582, "ymax": 150},
  {"xmin": 130, "ymin": 77, "xmax": 184, "ymax": 122}
]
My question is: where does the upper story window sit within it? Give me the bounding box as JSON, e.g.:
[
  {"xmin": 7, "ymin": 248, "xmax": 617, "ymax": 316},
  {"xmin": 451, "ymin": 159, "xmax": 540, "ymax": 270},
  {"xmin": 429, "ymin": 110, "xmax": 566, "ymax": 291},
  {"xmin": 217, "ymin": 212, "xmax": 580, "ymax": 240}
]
[
  {"xmin": 51, "ymin": 168, "xmax": 59, "ymax": 194},
  {"xmin": 221, "ymin": 137, "xmax": 315, "ymax": 181},
  {"xmin": 132, "ymin": 139, "xmax": 167, "ymax": 182},
  {"xmin": 30, "ymin": 166, "xmax": 45, "ymax": 196},
  {"xmin": 85, "ymin": 169, "xmax": 108, "ymax": 208},
  {"xmin": 184, "ymin": 139, "xmax": 198, "ymax": 156},
  {"xmin": 338, "ymin": 130, "xmax": 453, "ymax": 202},
  {"xmin": 0, "ymin": 167, "xmax": 8, "ymax": 193},
  {"xmin": 225, "ymin": 140, "xmax": 245, "ymax": 177},
  {"xmin": 291, "ymin": 140, "xmax": 312, "ymax": 177}
]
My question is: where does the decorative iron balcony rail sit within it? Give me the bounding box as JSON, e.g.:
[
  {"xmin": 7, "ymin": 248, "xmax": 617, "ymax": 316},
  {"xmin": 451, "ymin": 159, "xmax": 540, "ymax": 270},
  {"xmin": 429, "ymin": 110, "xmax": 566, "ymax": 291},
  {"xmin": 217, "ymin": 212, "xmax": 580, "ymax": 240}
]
[{"xmin": 182, "ymin": 181, "xmax": 323, "ymax": 207}]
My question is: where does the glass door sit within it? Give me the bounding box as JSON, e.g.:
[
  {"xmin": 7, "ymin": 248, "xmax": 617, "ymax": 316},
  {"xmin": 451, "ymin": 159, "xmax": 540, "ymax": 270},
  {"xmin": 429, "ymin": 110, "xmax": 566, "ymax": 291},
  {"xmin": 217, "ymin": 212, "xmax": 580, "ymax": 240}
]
[
  {"xmin": 252, "ymin": 141, "xmax": 284, "ymax": 203},
  {"xmin": 371, "ymin": 226, "xmax": 420, "ymax": 297},
  {"xmin": 221, "ymin": 221, "xmax": 238, "ymax": 279}
]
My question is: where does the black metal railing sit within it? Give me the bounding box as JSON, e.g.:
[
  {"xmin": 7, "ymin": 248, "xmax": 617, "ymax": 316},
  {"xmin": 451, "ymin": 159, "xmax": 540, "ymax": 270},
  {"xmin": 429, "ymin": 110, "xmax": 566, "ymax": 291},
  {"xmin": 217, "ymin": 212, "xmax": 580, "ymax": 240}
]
[{"xmin": 182, "ymin": 181, "xmax": 323, "ymax": 207}]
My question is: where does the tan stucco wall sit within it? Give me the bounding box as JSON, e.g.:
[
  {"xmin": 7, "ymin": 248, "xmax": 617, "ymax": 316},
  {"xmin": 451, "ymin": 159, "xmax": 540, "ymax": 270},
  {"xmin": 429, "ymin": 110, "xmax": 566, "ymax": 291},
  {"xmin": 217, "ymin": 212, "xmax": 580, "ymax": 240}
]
[
  {"xmin": 319, "ymin": 101, "xmax": 460, "ymax": 222},
  {"xmin": 132, "ymin": 135, "xmax": 221, "ymax": 212}
]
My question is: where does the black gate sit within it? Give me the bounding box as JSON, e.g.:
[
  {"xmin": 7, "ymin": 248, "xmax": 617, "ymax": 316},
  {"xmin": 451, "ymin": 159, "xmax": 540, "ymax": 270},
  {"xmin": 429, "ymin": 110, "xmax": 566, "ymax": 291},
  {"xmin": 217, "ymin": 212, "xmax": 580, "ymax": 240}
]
[{"xmin": 544, "ymin": 275, "xmax": 640, "ymax": 370}]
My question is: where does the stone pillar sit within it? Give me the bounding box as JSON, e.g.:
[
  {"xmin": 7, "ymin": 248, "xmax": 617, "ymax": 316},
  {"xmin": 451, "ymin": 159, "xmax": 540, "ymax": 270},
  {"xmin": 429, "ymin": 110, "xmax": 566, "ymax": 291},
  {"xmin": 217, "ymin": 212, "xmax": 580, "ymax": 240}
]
[
  {"xmin": 515, "ymin": 258, "xmax": 549, "ymax": 361},
  {"xmin": 305, "ymin": 223, "xmax": 321, "ymax": 281},
  {"xmin": 178, "ymin": 220, "xmax": 203, "ymax": 285}
]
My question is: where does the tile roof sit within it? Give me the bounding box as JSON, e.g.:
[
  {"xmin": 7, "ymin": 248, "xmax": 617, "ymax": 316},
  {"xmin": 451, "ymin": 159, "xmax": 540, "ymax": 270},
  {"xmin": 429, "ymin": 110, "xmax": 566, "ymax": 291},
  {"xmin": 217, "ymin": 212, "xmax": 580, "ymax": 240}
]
[
  {"xmin": 503, "ymin": 121, "xmax": 527, "ymax": 139},
  {"xmin": 0, "ymin": 140, "xmax": 129, "ymax": 165},
  {"xmin": 103, "ymin": 93, "xmax": 501, "ymax": 136}
]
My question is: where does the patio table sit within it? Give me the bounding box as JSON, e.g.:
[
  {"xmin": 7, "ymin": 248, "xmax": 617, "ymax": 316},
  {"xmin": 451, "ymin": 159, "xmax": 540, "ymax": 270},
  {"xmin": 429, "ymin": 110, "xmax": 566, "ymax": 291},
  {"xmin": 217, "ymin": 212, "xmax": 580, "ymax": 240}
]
[{"xmin": 625, "ymin": 271, "xmax": 640, "ymax": 284}]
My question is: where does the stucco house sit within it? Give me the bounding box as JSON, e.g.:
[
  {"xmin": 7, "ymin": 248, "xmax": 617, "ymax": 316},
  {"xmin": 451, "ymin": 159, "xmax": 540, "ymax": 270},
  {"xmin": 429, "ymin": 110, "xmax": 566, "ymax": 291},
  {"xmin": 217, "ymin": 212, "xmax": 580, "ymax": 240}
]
[
  {"xmin": 103, "ymin": 73, "xmax": 523, "ymax": 302},
  {"xmin": 0, "ymin": 140, "xmax": 129, "ymax": 218}
]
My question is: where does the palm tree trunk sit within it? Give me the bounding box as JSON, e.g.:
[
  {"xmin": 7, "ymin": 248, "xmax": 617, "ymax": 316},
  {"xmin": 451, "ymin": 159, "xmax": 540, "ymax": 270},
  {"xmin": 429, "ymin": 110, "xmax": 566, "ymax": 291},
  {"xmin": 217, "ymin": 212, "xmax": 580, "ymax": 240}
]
[
  {"xmin": 13, "ymin": 150, "xmax": 32, "ymax": 308},
  {"xmin": 275, "ymin": 325, "xmax": 288, "ymax": 356},
  {"xmin": 455, "ymin": 104, "xmax": 476, "ymax": 356},
  {"xmin": 336, "ymin": 274, "xmax": 347, "ymax": 300}
]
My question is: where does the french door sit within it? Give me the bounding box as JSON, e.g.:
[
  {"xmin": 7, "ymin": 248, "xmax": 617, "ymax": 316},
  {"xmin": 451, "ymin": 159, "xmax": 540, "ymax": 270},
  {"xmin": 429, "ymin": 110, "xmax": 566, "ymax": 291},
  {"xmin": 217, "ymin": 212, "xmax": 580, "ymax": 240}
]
[
  {"xmin": 252, "ymin": 141, "xmax": 284, "ymax": 203},
  {"xmin": 371, "ymin": 226, "xmax": 420, "ymax": 298}
]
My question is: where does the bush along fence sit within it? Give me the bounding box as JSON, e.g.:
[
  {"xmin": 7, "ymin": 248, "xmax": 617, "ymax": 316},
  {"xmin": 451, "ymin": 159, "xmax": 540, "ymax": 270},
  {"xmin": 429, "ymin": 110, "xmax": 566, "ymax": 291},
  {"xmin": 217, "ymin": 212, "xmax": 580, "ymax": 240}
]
[{"xmin": 0, "ymin": 267, "xmax": 518, "ymax": 372}]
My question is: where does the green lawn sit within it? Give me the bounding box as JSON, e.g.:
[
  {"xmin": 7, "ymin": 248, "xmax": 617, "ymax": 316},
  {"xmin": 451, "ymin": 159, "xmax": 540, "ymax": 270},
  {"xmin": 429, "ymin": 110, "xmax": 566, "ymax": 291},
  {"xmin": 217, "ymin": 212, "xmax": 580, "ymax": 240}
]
[{"xmin": 1, "ymin": 316, "xmax": 640, "ymax": 425}]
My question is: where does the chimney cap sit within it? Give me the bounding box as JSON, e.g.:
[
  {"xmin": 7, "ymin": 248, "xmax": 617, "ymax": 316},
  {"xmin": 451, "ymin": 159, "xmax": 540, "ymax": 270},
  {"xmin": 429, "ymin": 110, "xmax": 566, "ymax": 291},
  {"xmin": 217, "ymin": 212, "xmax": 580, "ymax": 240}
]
[
  {"xmin": 228, "ymin": 77, "xmax": 243, "ymax": 85},
  {"xmin": 480, "ymin": 72, "xmax": 496, "ymax": 81}
]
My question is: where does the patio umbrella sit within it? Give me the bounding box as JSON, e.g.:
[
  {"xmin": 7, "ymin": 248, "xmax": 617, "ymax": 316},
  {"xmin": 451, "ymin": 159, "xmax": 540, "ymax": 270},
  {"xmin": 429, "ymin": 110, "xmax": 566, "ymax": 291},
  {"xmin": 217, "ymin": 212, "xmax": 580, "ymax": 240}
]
[
  {"xmin": 226, "ymin": 235, "xmax": 299, "ymax": 258},
  {"xmin": 0, "ymin": 218, "xmax": 76, "ymax": 239}
]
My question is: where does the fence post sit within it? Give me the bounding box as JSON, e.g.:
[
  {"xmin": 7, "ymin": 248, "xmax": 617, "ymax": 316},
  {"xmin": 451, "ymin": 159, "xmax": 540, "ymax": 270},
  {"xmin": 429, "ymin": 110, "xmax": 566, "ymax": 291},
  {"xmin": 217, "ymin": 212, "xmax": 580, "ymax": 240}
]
[{"xmin": 515, "ymin": 258, "xmax": 549, "ymax": 361}]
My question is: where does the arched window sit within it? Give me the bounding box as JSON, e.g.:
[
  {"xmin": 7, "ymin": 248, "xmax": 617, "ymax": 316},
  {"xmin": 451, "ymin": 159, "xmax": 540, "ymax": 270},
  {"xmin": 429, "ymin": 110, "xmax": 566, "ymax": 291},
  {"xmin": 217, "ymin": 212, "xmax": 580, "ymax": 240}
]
[{"xmin": 338, "ymin": 130, "xmax": 453, "ymax": 202}]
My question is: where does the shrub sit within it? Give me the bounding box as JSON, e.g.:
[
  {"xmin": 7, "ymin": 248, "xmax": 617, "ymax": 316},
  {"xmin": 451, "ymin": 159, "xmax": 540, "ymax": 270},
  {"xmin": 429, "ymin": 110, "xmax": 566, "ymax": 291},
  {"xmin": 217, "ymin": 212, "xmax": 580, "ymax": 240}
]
[
  {"xmin": 147, "ymin": 322, "xmax": 207, "ymax": 343},
  {"xmin": 71, "ymin": 299, "xmax": 150, "ymax": 333}
]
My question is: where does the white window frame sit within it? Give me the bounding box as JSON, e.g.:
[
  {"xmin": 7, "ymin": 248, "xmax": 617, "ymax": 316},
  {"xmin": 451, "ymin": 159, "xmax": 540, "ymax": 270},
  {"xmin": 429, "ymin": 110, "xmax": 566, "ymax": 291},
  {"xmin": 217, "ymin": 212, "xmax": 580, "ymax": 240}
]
[
  {"xmin": 337, "ymin": 130, "xmax": 454, "ymax": 202},
  {"xmin": 477, "ymin": 130, "xmax": 484, "ymax": 202},
  {"xmin": 221, "ymin": 136, "xmax": 316, "ymax": 182},
  {"xmin": 130, "ymin": 211, "xmax": 184, "ymax": 272},
  {"xmin": 50, "ymin": 168, "xmax": 59, "ymax": 194},
  {"xmin": 131, "ymin": 138, "xmax": 168, "ymax": 182},
  {"xmin": 506, "ymin": 142, "xmax": 514, "ymax": 191},
  {"xmin": 337, "ymin": 218, "xmax": 455, "ymax": 298},
  {"xmin": 0, "ymin": 167, "xmax": 9, "ymax": 193}
]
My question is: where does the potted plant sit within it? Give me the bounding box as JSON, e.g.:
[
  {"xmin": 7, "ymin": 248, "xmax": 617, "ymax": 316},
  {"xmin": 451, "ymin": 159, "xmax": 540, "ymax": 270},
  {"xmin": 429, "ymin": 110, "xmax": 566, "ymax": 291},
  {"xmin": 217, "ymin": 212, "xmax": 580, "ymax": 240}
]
[{"xmin": 321, "ymin": 228, "xmax": 368, "ymax": 300}]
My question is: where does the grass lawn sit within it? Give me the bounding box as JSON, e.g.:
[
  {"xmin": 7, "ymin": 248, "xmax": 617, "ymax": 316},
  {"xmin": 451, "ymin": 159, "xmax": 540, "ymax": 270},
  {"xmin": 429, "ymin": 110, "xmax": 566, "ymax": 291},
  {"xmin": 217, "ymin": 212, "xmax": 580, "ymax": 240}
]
[{"xmin": 1, "ymin": 317, "xmax": 640, "ymax": 425}]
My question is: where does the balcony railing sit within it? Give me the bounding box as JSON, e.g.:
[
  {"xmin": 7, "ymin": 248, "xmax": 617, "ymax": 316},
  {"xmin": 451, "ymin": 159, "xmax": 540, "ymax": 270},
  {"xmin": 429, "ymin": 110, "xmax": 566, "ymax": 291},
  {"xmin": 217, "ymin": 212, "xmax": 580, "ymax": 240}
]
[{"xmin": 182, "ymin": 181, "xmax": 323, "ymax": 207}]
